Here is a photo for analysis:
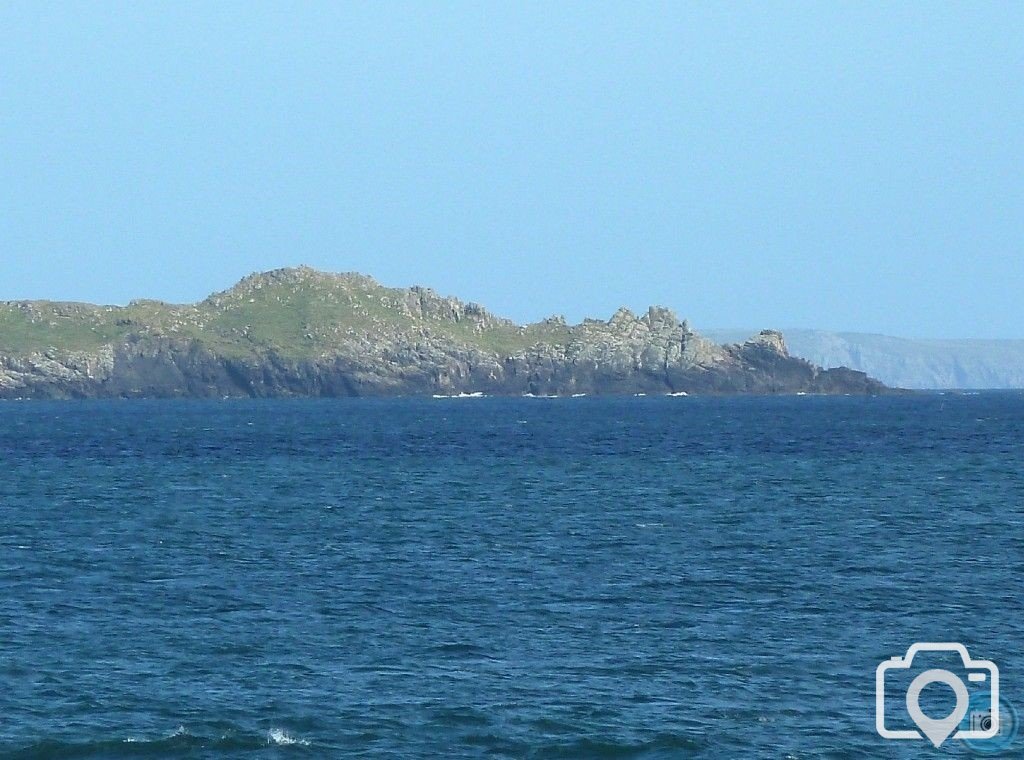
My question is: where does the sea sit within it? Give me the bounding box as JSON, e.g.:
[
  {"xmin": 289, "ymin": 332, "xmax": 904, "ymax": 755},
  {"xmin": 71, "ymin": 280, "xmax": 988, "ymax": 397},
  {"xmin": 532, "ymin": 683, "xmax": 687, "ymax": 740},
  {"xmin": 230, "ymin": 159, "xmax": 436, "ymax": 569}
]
[{"xmin": 1, "ymin": 394, "xmax": 1022, "ymax": 758}]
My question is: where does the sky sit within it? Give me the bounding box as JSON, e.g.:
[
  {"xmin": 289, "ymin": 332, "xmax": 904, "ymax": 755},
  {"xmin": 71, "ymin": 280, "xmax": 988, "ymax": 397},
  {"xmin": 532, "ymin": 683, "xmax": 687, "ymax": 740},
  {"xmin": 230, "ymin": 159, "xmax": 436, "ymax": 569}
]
[{"xmin": 1, "ymin": 2, "xmax": 1021, "ymax": 339}]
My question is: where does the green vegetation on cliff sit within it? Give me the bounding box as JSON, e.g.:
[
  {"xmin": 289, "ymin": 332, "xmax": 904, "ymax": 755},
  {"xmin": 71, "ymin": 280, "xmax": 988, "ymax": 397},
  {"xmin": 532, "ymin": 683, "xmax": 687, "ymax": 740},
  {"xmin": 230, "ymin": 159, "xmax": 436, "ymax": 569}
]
[{"xmin": 0, "ymin": 267, "xmax": 572, "ymax": 360}]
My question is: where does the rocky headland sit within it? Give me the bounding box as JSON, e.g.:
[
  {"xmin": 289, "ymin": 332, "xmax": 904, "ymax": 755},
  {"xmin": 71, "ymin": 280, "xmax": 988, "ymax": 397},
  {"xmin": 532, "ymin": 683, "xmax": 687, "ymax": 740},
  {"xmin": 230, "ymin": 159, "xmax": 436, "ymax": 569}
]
[{"xmin": 0, "ymin": 267, "xmax": 889, "ymax": 399}]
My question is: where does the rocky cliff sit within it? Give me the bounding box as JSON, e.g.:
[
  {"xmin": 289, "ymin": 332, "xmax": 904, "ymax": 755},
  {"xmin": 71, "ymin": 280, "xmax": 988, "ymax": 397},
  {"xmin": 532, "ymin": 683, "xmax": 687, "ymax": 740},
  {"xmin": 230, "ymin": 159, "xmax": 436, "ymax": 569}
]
[{"xmin": 0, "ymin": 267, "xmax": 888, "ymax": 399}]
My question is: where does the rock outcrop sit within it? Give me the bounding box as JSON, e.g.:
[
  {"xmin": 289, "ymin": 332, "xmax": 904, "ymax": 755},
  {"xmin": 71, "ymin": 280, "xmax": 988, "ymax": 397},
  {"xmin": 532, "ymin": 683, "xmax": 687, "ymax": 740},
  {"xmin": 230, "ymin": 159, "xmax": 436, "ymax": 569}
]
[
  {"xmin": 0, "ymin": 267, "xmax": 890, "ymax": 398},
  {"xmin": 704, "ymin": 328, "xmax": 1024, "ymax": 390}
]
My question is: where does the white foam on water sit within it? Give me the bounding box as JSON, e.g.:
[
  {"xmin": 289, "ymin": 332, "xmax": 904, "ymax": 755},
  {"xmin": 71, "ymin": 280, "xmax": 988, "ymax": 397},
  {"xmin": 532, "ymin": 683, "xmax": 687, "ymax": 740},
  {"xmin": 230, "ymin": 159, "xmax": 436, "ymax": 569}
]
[
  {"xmin": 666, "ymin": 391, "xmax": 688, "ymax": 396},
  {"xmin": 268, "ymin": 728, "xmax": 310, "ymax": 746}
]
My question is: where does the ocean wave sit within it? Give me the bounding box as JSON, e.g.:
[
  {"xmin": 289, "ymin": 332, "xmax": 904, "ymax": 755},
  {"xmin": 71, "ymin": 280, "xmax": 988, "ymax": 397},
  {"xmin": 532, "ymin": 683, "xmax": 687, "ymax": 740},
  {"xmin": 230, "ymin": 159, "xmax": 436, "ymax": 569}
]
[{"xmin": 1, "ymin": 726, "xmax": 313, "ymax": 759}]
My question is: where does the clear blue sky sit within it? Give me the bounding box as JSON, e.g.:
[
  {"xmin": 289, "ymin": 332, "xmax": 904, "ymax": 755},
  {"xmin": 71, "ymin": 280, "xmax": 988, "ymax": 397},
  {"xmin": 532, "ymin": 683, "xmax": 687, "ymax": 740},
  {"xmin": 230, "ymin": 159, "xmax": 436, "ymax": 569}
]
[{"xmin": 2, "ymin": 2, "xmax": 1021, "ymax": 338}]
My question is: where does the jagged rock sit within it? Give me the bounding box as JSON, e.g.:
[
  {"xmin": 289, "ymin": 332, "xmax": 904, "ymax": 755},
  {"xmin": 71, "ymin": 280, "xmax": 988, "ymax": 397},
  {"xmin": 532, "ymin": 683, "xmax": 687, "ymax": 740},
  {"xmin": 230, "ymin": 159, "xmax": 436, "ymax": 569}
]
[{"xmin": 746, "ymin": 329, "xmax": 788, "ymax": 355}]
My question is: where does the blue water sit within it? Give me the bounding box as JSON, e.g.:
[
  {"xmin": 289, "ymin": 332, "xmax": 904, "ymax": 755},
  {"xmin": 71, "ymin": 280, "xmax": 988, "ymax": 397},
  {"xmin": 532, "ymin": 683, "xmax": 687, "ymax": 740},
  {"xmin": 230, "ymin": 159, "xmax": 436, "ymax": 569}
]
[{"xmin": 1, "ymin": 395, "xmax": 1023, "ymax": 758}]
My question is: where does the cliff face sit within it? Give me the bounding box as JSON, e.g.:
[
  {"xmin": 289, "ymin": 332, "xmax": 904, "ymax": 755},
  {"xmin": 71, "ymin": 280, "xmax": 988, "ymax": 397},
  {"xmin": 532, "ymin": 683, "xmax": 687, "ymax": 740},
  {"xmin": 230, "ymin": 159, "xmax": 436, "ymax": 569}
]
[{"xmin": 0, "ymin": 267, "xmax": 888, "ymax": 399}]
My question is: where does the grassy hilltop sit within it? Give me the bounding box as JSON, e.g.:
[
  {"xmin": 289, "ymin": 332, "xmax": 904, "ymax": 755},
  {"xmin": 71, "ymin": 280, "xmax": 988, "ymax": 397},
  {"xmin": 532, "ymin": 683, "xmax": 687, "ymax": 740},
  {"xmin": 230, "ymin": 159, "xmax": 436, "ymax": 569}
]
[{"xmin": 0, "ymin": 267, "xmax": 571, "ymax": 360}]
